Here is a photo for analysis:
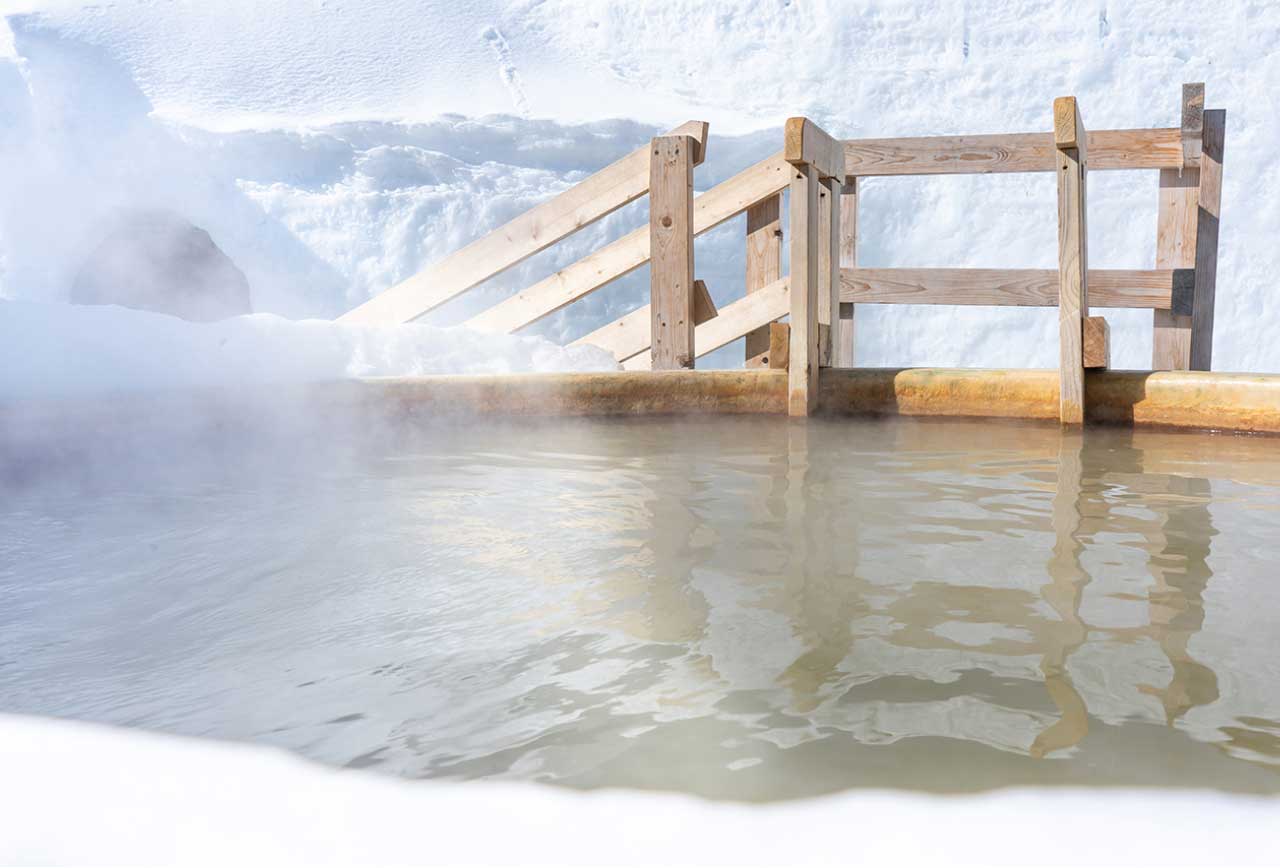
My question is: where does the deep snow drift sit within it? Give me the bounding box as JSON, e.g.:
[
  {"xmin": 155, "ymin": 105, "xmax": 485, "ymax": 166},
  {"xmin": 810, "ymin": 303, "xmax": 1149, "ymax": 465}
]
[{"xmin": 2, "ymin": 0, "xmax": 1279, "ymax": 385}]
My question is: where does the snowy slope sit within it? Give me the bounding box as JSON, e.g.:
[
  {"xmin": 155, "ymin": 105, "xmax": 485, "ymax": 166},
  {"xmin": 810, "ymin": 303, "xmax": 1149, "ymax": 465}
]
[{"xmin": 1, "ymin": 0, "xmax": 1279, "ymax": 381}]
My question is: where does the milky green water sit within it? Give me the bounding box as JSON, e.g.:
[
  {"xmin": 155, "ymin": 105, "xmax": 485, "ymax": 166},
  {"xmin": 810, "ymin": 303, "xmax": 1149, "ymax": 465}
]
[{"xmin": 2, "ymin": 416, "xmax": 1279, "ymax": 800}]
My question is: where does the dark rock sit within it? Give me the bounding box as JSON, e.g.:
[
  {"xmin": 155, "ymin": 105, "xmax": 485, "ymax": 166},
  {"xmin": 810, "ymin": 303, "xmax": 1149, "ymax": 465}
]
[{"xmin": 71, "ymin": 210, "xmax": 252, "ymax": 321}]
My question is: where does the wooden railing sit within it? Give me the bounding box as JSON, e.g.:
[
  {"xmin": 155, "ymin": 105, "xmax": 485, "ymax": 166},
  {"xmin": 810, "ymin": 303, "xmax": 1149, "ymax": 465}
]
[{"xmin": 339, "ymin": 82, "xmax": 1224, "ymax": 422}]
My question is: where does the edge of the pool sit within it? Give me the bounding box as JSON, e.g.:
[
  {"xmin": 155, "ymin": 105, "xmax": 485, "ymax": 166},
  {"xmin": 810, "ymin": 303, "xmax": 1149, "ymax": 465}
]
[{"xmin": 6, "ymin": 368, "xmax": 1280, "ymax": 436}]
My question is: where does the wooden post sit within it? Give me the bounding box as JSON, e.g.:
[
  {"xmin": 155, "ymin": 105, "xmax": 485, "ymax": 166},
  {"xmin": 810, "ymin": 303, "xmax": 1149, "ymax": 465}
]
[
  {"xmin": 837, "ymin": 180, "xmax": 858, "ymax": 367},
  {"xmin": 1190, "ymin": 109, "xmax": 1224, "ymax": 371},
  {"xmin": 1153, "ymin": 84, "xmax": 1204, "ymax": 371},
  {"xmin": 1054, "ymin": 96, "xmax": 1088, "ymax": 425},
  {"xmin": 649, "ymin": 135, "xmax": 695, "ymax": 370},
  {"xmin": 789, "ymin": 164, "xmax": 821, "ymax": 416},
  {"xmin": 744, "ymin": 195, "xmax": 782, "ymax": 366},
  {"xmin": 818, "ymin": 177, "xmax": 842, "ymax": 367},
  {"xmin": 1083, "ymin": 316, "xmax": 1110, "ymax": 369}
]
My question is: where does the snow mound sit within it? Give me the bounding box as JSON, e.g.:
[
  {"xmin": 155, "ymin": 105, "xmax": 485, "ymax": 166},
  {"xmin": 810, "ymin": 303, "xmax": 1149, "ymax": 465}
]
[
  {"xmin": 1, "ymin": 713, "xmax": 1278, "ymax": 866},
  {"xmin": 0, "ymin": 302, "xmax": 617, "ymax": 400}
]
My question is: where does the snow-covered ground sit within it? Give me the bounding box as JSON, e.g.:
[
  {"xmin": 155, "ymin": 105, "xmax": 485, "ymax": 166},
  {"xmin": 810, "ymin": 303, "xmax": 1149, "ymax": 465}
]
[
  {"xmin": 2, "ymin": 0, "xmax": 1279, "ymax": 386},
  {"xmin": 2, "ymin": 712, "xmax": 1277, "ymax": 866}
]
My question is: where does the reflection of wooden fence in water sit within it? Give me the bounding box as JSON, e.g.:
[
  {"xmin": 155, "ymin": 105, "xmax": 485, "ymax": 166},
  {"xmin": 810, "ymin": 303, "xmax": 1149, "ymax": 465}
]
[{"xmin": 340, "ymin": 85, "xmax": 1225, "ymax": 424}]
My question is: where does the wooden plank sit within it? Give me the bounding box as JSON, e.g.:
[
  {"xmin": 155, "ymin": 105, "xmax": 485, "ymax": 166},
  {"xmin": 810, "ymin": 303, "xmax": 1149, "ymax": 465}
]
[
  {"xmin": 340, "ymin": 120, "xmax": 709, "ymax": 324},
  {"xmin": 1084, "ymin": 316, "xmax": 1110, "ymax": 369},
  {"xmin": 1152, "ymin": 168, "xmax": 1199, "ymax": 369},
  {"xmin": 816, "ymin": 178, "xmax": 841, "ymax": 366},
  {"xmin": 621, "ymin": 277, "xmax": 789, "ymax": 370},
  {"xmin": 1055, "ymin": 96, "xmax": 1088, "ymax": 425},
  {"xmin": 467, "ymin": 152, "xmax": 792, "ymax": 335},
  {"xmin": 789, "ymin": 165, "xmax": 821, "ymax": 416},
  {"xmin": 842, "ymin": 128, "xmax": 1182, "ymax": 176},
  {"xmin": 840, "ymin": 268, "xmax": 1183, "ymax": 310},
  {"xmin": 693, "ymin": 279, "xmax": 718, "ymax": 325},
  {"xmin": 743, "ymin": 194, "xmax": 782, "ymax": 365},
  {"xmin": 649, "ymin": 136, "xmax": 696, "ymax": 369},
  {"xmin": 785, "ymin": 117, "xmax": 845, "ymax": 180},
  {"xmin": 1190, "ymin": 109, "xmax": 1224, "ymax": 371},
  {"xmin": 768, "ymin": 322, "xmax": 790, "ymax": 370},
  {"xmin": 836, "ymin": 180, "xmax": 857, "ymax": 366},
  {"xmin": 1182, "ymin": 83, "xmax": 1205, "ymax": 167}
]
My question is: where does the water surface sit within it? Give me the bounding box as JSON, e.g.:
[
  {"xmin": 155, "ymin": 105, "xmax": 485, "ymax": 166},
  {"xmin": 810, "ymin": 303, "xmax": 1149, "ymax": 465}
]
[{"xmin": 3, "ymin": 416, "xmax": 1280, "ymax": 800}]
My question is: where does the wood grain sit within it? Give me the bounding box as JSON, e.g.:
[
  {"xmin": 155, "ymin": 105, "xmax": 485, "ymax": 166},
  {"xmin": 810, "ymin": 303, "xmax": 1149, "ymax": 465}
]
[
  {"xmin": 816, "ymin": 178, "xmax": 841, "ymax": 366},
  {"xmin": 1182, "ymin": 82, "xmax": 1205, "ymax": 167},
  {"xmin": 743, "ymin": 194, "xmax": 782, "ymax": 365},
  {"xmin": 1055, "ymin": 97, "xmax": 1088, "ymax": 425},
  {"xmin": 785, "ymin": 117, "xmax": 845, "ymax": 180},
  {"xmin": 842, "ymin": 128, "xmax": 1181, "ymax": 176},
  {"xmin": 1152, "ymin": 168, "xmax": 1199, "ymax": 370},
  {"xmin": 648, "ymin": 136, "xmax": 695, "ymax": 369},
  {"xmin": 467, "ymin": 152, "xmax": 792, "ymax": 335},
  {"xmin": 1191, "ymin": 109, "xmax": 1224, "ymax": 371},
  {"xmin": 836, "ymin": 181, "xmax": 857, "ymax": 366},
  {"xmin": 788, "ymin": 165, "xmax": 821, "ymax": 416},
  {"xmin": 341, "ymin": 120, "xmax": 709, "ymax": 324},
  {"xmin": 1083, "ymin": 316, "xmax": 1110, "ymax": 369},
  {"xmin": 692, "ymin": 279, "xmax": 718, "ymax": 325},
  {"xmin": 840, "ymin": 268, "xmax": 1181, "ymax": 309}
]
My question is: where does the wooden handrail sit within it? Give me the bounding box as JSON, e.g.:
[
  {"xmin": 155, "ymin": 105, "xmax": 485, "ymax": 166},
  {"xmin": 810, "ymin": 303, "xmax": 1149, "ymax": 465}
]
[
  {"xmin": 841, "ymin": 268, "xmax": 1192, "ymax": 313},
  {"xmin": 465, "ymin": 151, "xmax": 792, "ymax": 334},
  {"xmin": 338, "ymin": 120, "xmax": 709, "ymax": 324},
  {"xmin": 842, "ymin": 128, "xmax": 1182, "ymax": 176}
]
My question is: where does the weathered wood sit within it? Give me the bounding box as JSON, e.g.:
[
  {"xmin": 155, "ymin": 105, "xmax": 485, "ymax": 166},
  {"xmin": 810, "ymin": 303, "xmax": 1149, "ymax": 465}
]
[
  {"xmin": 785, "ymin": 117, "xmax": 845, "ymax": 180},
  {"xmin": 840, "ymin": 267, "xmax": 1186, "ymax": 311},
  {"xmin": 743, "ymin": 194, "xmax": 782, "ymax": 365},
  {"xmin": 816, "ymin": 178, "xmax": 841, "ymax": 366},
  {"xmin": 1182, "ymin": 83, "xmax": 1205, "ymax": 167},
  {"xmin": 842, "ymin": 128, "xmax": 1182, "ymax": 176},
  {"xmin": 1054, "ymin": 96, "xmax": 1088, "ymax": 425},
  {"xmin": 1191, "ymin": 109, "xmax": 1224, "ymax": 371},
  {"xmin": 692, "ymin": 279, "xmax": 718, "ymax": 325},
  {"xmin": 622, "ymin": 277, "xmax": 790, "ymax": 371},
  {"xmin": 467, "ymin": 152, "xmax": 792, "ymax": 335},
  {"xmin": 1083, "ymin": 316, "xmax": 1110, "ymax": 369},
  {"xmin": 789, "ymin": 165, "xmax": 821, "ymax": 416},
  {"xmin": 768, "ymin": 322, "xmax": 790, "ymax": 370},
  {"xmin": 649, "ymin": 136, "xmax": 696, "ymax": 370},
  {"xmin": 836, "ymin": 181, "xmax": 857, "ymax": 366},
  {"xmin": 341, "ymin": 120, "xmax": 709, "ymax": 324},
  {"xmin": 1152, "ymin": 168, "xmax": 1199, "ymax": 370}
]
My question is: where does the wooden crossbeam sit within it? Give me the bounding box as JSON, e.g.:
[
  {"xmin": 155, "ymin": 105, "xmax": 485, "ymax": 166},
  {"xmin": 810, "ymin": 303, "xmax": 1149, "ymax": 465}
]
[
  {"xmin": 466, "ymin": 152, "xmax": 792, "ymax": 335},
  {"xmin": 840, "ymin": 268, "xmax": 1190, "ymax": 312},
  {"xmin": 842, "ymin": 128, "xmax": 1182, "ymax": 177},
  {"xmin": 620, "ymin": 277, "xmax": 789, "ymax": 370},
  {"xmin": 785, "ymin": 117, "xmax": 845, "ymax": 180},
  {"xmin": 340, "ymin": 120, "xmax": 709, "ymax": 324}
]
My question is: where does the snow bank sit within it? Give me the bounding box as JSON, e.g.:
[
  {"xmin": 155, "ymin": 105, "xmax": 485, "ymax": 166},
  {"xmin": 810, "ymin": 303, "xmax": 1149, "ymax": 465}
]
[
  {"xmin": 0, "ymin": 301, "xmax": 616, "ymax": 400},
  {"xmin": 3, "ymin": 0, "xmax": 1280, "ymax": 380},
  {"xmin": 1, "ymin": 713, "xmax": 1277, "ymax": 866}
]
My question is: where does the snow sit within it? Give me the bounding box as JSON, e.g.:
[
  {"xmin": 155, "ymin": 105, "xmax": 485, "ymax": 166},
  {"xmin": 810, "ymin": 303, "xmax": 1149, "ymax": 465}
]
[
  {"xmin": 1, "ymin": 713, "xmax": 1277, "ymax": 867},
  {"xmin": 2, "ymin": 0, "xmax": 1279, "ymax": 382}
]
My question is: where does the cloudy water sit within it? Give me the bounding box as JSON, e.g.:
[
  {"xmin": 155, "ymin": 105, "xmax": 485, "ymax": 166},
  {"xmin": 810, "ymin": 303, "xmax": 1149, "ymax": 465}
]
[{"xmin": 2, "ymin": 416, "xmax": 1279, "ymax": 800}]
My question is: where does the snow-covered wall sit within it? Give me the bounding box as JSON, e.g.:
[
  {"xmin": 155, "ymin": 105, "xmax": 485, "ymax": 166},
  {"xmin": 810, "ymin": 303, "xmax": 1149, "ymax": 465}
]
[{"xmin": 2, "ymin": 0, "xmax": 1278, "ymax": 374}]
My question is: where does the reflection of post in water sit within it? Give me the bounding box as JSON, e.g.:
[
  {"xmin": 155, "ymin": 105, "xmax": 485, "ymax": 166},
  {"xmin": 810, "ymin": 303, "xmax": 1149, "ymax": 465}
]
[
  {"xmin": 1134, "ymin": 439, "xmax": 1219, "ymax": 725},
  {"xmin": 776, "ymin": 421, "xmax": 867, "ymax": 713},
  {"xmin": 1030, "ymin": 429, "xmax": 1091, "ymax": 758}
]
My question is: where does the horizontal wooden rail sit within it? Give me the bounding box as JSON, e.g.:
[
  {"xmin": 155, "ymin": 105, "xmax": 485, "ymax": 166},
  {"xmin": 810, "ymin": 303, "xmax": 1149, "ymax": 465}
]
[
  {"xmin": 338, "ymin": 120, "xmax": 709, "ymax": 325},
  {"xmin": 465, "ymin": 153, "xmax": 793, "ymax": 335},
  {"xmin": 840, "ymin": 267, "xmax": 1193, "ymax": 313},
  {"xmin": 842, "ymin": 128, "xmax": 1182, "ymax": 176},
  {"xmin": 620, "ymin": 278, "xmax": 790, "ymax": 370}
]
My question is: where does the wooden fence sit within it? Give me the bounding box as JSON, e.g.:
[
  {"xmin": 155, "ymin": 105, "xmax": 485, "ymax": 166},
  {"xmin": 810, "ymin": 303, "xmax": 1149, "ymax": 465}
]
[{"xmin": 339, "ymin": 83, "xmax": 1224, "ymax": 422}]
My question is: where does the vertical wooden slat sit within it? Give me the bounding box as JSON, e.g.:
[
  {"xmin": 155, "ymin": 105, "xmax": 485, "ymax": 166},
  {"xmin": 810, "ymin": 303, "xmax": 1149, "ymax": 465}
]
[
  {"xmin": 1054, "ymin": 96, "xmax": 1088, "ymax": 425},
  {"xmin": 649, "ymin": 135, "xmax": 695, "ymax": 370},
  {"xmin": 1153, "ymin": 85, "xmax": 1205, "ymax": 371},
  {"xmin": 837, "ymin": 180, "xmax": 858, "ymax": 367},
  {"xmin": 744, "ymin": 195, "xmax": 782, "ymax": 365},
  {"xmin": 1190, "ymin": 109, "xmax": 1225, "ymax": 371},
  {"xmin": 789, "ymin": 165, "xmax": 821, "ymax": 416},
  {"xmin": 820, "ymin": 177, "xmax": 842, "ymax": 367}
]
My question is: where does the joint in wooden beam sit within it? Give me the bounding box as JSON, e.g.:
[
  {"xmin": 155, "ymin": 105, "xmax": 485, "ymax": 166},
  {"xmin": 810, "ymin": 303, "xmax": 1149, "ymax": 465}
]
[
  {"xmin": 693, "ymin": 279, "xmax": 718, "ymax": 325},
  {"xmin": 1084, "ymin": 316, "xmax": 1110, "ymax": 369},
  {"xmin": 1171, "ymin": 268, "xmax": 1196, "ymax": 316},
  {"xmin": 768, "ymin": 322, "xmax": 790, "ymax": 370},
  {"xmin": 784, "ymin": 117, "xmax": 845, "ymax": 180},
  {"xmin": 1181, "ymin": 83, "xmax": 1204, "ymax": 168}
]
